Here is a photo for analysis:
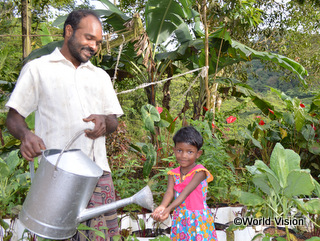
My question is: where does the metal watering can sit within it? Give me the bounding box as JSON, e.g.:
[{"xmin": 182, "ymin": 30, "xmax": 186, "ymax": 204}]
[{"xmin": 19, "ymin": 131, "xmax": 154, "ymax": 240}]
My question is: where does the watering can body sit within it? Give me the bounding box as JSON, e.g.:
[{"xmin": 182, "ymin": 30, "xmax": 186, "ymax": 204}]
[
  {"xmin": 19, "ymin": 149, "xmax": 103, "ymax": 239},
  {"xmin": 19, "ymin": 148, "xmax": 154, "ymax": 240}
]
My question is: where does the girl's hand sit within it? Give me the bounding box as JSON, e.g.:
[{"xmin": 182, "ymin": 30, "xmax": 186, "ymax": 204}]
[
  {"xmin": 158, "ymin": 208, "xmax": 170, "ymax": 222},
  {"xmin": 152, "ymin": 206, "xmax": 166, "ymax": 221}
]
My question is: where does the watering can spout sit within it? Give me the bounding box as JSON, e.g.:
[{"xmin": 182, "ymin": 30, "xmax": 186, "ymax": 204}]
[{"xmin": 77, "ymin": 185, "xmax": 154, "ymax": 223}]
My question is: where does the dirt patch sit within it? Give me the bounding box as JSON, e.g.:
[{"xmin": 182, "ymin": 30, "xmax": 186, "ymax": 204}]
[{"xmin": 264, "ymin": 226, "xmax": 318, "ymax": 240}]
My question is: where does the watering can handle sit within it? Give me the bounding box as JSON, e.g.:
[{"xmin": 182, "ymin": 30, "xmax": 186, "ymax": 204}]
[{"xmin": 55, "ymin": 129, "xmax": 93, "ymax": 169}]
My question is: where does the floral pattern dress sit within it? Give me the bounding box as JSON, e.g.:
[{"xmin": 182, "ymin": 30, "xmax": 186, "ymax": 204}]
[{"xmin": 168, "ymin": 164, "xmax": 218, "ymax": 241}]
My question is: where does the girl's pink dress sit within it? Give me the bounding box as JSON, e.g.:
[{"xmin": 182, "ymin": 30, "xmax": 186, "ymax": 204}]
[{"xmin": 168, "ymin": 164, "xmax": 218, "ymax": 241}]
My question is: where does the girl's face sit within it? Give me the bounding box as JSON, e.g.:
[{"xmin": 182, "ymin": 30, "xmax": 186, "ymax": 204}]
[{"xmin": 173, "ymin": 142, "xmax": 202, "ymax": 169}]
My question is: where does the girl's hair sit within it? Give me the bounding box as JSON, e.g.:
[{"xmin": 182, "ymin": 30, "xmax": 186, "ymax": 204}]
[
  {"xmin": 63, "ymin": 9, "xmax": 101, "ymax": 37},
  {"xmin": 173, "ymin": 126, "xmax": 203, "ymax": 150}
]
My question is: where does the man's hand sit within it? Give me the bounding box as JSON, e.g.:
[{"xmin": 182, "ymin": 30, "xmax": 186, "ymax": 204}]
[
  {"xmin": 6, "ymin": 108, "xmax": 46, "ymax": 161},
  {"xmin": 20, "ymin": 131, "xmax": 46, "ymax": 161},
  {"xmin": 83, "ymin": 114, "xmax": 118, "ymax": 139}
]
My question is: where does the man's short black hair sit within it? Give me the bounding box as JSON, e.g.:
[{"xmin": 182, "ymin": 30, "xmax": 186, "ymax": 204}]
[
  {"xmin": 63, "ymin": 9, "xmax": 101, "ymax": 37},
  {"xmin": 173, "ymin": 126, "xmax": 203, "ymax": 150}
]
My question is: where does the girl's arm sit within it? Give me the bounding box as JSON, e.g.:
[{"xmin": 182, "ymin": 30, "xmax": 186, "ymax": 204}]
[
  {"xmin": 159, "ymin": 171, "xmax": 206, "ymax": 221},
  {"xmin": 152, "ymin": 175, "xmax": 174, "ymax": 220}
]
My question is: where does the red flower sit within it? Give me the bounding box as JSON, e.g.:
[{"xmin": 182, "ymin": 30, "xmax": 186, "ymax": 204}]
[
  {"xmin": 212, "ymin": 123, "xmax": 215, "ymax": 129},
  {"xmin": 259, "ymin": 120, "xmax": 265, "ymax": 126},
  {"xmin": 203, "ymin": 106, "xmax": 208, "ymax": 111},
  {"xmin": 173, "ymin": 116, "xmax": 179, "ymax": 122},
  {"xmin": 156, "ymin": 107, "xmax": 163, "ymax": 114},
  {"xmin": 312, "ymin": 124, "xmax": 316, "ymax": 131},
  {"xmin": 226, "ymin": 116, "xmax": 237, "ymax": 124},
  {"xmin": 169, "ymin": 162, "xmax": 174, "ymax": 167},
  {"xmin": 300, "ymin": 103, "xmax": 305, "ymax": 108},
  {"xmin": 268, "ymin": 109, "xmax": 274, "ymax": 114},
  {"xmin": 157, "ymin": 147, "xmax": 163, "ymax": 152}
]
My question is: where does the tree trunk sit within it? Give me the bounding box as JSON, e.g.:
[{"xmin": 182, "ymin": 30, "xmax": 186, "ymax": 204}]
[
  {"xmin": 162, "ymin": 66, "xmax": 173, "ymax": 111},
  {"xmin": 21, "ymin": 0, "xmax": 32, "ymax": 59},
  {"xmin": 203, "ymin": 0, "xmax": 210, "ymax": 110}
]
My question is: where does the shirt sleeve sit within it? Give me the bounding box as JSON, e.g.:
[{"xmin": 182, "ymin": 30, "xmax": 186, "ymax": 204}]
[
  {"xmin": 99, "ymin": 69, "xmax": 123, "ymax": 117},
  {"xmin": 5, "ymin": 62, "xmax": 39, "ymax": 118}
]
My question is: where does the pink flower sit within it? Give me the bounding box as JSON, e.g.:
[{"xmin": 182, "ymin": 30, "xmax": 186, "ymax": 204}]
[
  {"xmin": 300, "ymin": 103, "xmax": 305, "ymax": 108},
  {"xmin": 259, "ymin": 120, "xmax": 265, "ymax": 126},
  {"xmin": 156, "ymin": 107, "xmax": 163, "ymax": 114},
  {"xmin": 196, "ymin": 234, "xmax": 203, "ymax": 241},
  {"xmin": 226, "ymin": 116, "xmax": 237, "ymax": 124},
  {"xmin": 268, "ymin": 109, "xmax": 274, "ymax": 114},
  {"xmin": 255, "ymin": 116, "xmax": 262, "ymax": 119}
]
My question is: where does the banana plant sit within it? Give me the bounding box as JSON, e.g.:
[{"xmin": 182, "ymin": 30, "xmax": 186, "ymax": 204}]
[{"xmin": 232, "ymin": 143, "xmax": 320, "ymax": 240}]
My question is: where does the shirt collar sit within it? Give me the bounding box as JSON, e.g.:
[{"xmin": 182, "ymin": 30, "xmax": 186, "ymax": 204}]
[{"xmin": 50, "ymin": 47, "xmax": 95, "ymax": 70}]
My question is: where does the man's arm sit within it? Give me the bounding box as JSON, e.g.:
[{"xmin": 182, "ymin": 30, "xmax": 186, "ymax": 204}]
[
  {"xmin": 6, "ymin": 108, "xmax": 46, "ymax": 161},
  {"xmin": 83, "ymin": 114, "xmax": 119, "ymax": 139}
]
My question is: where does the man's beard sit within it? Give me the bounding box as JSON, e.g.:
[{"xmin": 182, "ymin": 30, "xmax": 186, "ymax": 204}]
[{"xmin": 68, "ymin": 34, "xmax": 95, "ymax": 64}]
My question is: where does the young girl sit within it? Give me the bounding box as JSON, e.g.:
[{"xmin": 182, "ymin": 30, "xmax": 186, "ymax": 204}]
[{"xmin": 152, "ymin": 126, "xmax": 218, "ymax": 240}]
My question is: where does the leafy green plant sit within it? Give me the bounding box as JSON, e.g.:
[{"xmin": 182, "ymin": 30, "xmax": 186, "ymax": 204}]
[
  {"xmin": 111, "ymin": 155, "xmax": 148, "ymax": 204},
  {"xmin": 130, "ymin": 104, "xmax": 174, "ymax": 178},
  {"xmin": 233, "ymin": 143, "xmax": 320, "ymax": 240},
  {"xmin": 0, "ymin": 150, "xmax": 30, "ymax": 219}
]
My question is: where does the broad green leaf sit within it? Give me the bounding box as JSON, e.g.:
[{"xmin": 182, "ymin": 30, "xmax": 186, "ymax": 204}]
[
  {"xmin": 243, "ymin": 129, "xmax": 262, "ymax": 149},
  {"xmin": 39, "ymin": 23, "xmax": 53, "ymax": 46},
  {"xmin": 5, "ymin": 150, "xmax": 21, "ymax": 173},
  {"xmin": 301, "ymin": 125, "xmax": 315, "ymax": 141},
  {"xmin": 145, "ymin": 0, "xmax": 186, "ymax": 45},
  {"xmin": 77, "ymin": 223, "xmax": 106, "ymax": 239},
  {"xmin": 174, "ymin": 21, "xmax": 193, "ymax": 43},
  {"xmin": 155, "ymin": 119, "xmax": 170, "ymax": 128},
  {"xmin": 142, "ymin": 144, "xmax": 157, "ymax": 178},
  {"xmin": 283, "ymin": 112, "xmax": 294, "ymax": 126},
  {"xmin": 295, "ymin": 109, "xmax": 305, "ymax": 132},
  {"xmin": 24, "ymin": 40, "xmax": 63, "ymax": 62},
  {"xmin": 313, "ymin": 180, "xmax": 320, "ymax": 197},
  {"xmin": 141, "ymin": 104, "xmax": 160, "ymax": 134},
  {"xmin": 302, "ymin": 199, "xmax": 320, "ymax": 215},
  {"xmin": 26, "ymin": 112, "xmax": 35, "ymax": 130},
  {"xmin": 246, "ymin": 165, "xmax": 260, "ymax": 175},
  {"xmin": 284, "ymin": 170, "xmax": 314, "ymax": 197},
  {"xmin": 233, "ymin": 190, "xmax": 265, "ymax": 206},
  {"xmin": 254, "ymin": 160, "xmax": 281, "ymax": 193},
  {"xmin": 231, "ymin": 40, "xmax": 308, "ymax": 85},
  {"xmin": 252, "ymin": 173, "xmax": 271, "ymax": 196},
  {"xmin": 160, "ymin": 108, "xmax": 175, "ymax": 133},
  {"xmin": 96, "ymin": 0, "xmax": 130, "ymax": 21},
  {"xmin": 0, "ymin": 160, "xmax": 9, "ymax": 178},
  {"xmin": 269, "ymin": 143, "xmax": 300, "ymax": 188}
]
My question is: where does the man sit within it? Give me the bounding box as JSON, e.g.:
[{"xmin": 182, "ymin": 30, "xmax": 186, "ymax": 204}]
[{"xmin": 5, "ymin": 9, "xmax": 123, "ymax": 241}]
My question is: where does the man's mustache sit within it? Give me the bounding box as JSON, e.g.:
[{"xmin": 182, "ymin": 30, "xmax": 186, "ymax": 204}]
[{"xmin": 82, "ymin": 47, "xmax": 95, "ymax": 56}]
